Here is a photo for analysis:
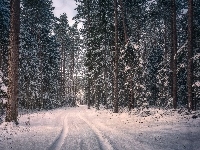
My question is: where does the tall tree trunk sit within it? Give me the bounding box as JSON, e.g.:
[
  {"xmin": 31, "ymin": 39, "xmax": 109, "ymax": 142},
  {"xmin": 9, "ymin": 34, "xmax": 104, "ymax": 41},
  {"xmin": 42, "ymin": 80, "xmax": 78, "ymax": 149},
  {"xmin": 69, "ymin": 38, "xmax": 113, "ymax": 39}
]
[
  {"xmin": 103, "ymin": 33, "xmax": 108, "ymax": 109},
  {"xmin": 113, "ymin": 0, "xmax": 119, "ymax": 113},
  {"xmin": 61, "ymin": 40, "xmax": 63, "ymax": 97},
  {"xmin": 119, "ymin": 0, "xmax": 134, "ymax": 111},
  {"xmin": 0, "ymin": 45, "xmax": 2, "ymax": 69},
  {"xmin": 86, "ymin": 0, "xmax": 91, "ymax": 109},
  {"xmin": 6, "ymin": 0, "xmax": 20, "ymax": 123},
  {"xmin": 71, "ymin": 48, "xmax": 75, "ymax": 102},
  {"xmin": 128, "ymin": 76, "xmax": 134, "ymax": 111},
  {"xmin": 63, "ymin": 42, "xmax": 66, "ymax": 99},
  {"xmin": 119, "ymin": 0, "xmax": 128, "ymax": 44},
  {"xmin": 87, "ymin": 77, "xmax": 91, "ymax": 109},
  {"xmin": 110, "ymin": 44, "xmax": 114, "ymax": 107},
  {"xmin": 164, "ymin": 18, "xmax": 168, "ymax": 61},
  {"xmin": 187, "ymin": 0, "xmax": 194, "ymax": 111},
  {"xmin": 171, "ymin": 0, "xmax": 177, "ymax": 109},
  {"xmin": 38, "ymin": 33, "xmax": 44, "ymax": 109},
  {"xmin": 170, "ymin": 5, "xmax": 174, "ymax": 100},
  {"xmin": 95, "ymin": 84, "xmax": 100, "ymax": 110},
  {"xmin": 137, "ymin": 4, "xmax": 140, "ymax": 45},
  {"xmin": 104, "ymin": 67, "xmax": 108, "ymax": 109}
]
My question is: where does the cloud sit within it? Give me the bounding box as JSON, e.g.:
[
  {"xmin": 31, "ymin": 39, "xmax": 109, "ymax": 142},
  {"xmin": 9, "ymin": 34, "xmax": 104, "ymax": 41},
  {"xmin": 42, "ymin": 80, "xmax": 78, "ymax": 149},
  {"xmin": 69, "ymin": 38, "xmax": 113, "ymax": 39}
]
[{"xmin": 52, "ymin": 0, "xmax": 77, "ymax": 26}]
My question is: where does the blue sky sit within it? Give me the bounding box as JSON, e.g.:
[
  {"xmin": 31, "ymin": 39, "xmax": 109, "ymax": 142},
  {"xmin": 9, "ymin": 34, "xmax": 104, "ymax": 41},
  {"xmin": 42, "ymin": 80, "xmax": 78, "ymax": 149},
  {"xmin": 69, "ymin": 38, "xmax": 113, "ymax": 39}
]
[{"xmin": 52, "ymin": 0, "xmax": 77, "ymax": 26}]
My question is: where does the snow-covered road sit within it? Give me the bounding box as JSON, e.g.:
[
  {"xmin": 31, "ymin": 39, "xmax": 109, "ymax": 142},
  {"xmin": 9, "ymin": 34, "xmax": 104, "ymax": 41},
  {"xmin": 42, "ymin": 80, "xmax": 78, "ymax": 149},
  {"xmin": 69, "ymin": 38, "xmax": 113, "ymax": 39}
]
[
  {"xmin": 48, "ymin": 107, "xmax": 114, "ymax": 150},
  {"xmin": 0, "ymin": 105, "xmax": 200, "ymax": 150}
]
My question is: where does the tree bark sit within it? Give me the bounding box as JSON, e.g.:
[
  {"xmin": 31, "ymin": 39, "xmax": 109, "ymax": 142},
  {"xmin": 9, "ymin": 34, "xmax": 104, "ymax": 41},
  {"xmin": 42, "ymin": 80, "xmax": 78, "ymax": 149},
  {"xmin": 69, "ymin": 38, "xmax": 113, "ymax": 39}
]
[
  {"xmin": 164, "ymin": 18, "xmax": 168, "ymax": 61},
  {"xmin": 187, "ymin": 0, "xmax": 194, "ymax": 111},
  {"xmin": 71, "ymin": 47, "xmax": 75, "ymax": 105},
  {"xmin": 104, "ymin": 67, "xmax": 108, "ymax": 109},
  {"xmin": 0, "ymin": 45, "xmax": 2, "ymax": 69},
  {"xmin": 6, "ymin": 0, "xmax": 20, "ymax": 123},
  {"xmin": 38, "ymin": 32, "xmax": 44, "ymax": 109},
  {"xmin": 113, "ymin": 0, "xmax": 119, "ymax": 113},
  {"xmin": 128, "ymin": 76, "xmax": 134, "ymax": 111},
  {"xmin": 63, "ymin": 40, "xmax": 66, "ymax": 99},
  {"xmin": 87, "ymin": 77, "xmax": 91, "ymax": 109},
  {"xmin": 86, "ymin": 0, "xmax": 91, "ymax": 109},
  {"xmin": 171, "ymin": 0, "xmax": 177, "ymax": 109},
  {"xmin": 119, "ymin": 0, "xmax": 128, "ymax": 44}
]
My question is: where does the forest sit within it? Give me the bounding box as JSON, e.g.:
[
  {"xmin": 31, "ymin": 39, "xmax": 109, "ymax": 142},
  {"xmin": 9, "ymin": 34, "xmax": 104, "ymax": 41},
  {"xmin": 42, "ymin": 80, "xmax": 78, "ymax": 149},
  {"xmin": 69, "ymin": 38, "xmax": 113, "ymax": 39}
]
[{"xmin": 0, "ymin": 0, "xmax": 200, "ymax": 122}]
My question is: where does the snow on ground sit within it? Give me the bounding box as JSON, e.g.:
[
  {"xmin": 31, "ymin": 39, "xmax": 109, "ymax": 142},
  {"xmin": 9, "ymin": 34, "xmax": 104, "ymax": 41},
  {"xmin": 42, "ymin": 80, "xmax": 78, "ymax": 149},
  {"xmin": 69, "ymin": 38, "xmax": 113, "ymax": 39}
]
[
  {"xmin": 0, "ymin": 105, "xmax": 200, "ymax": 150},
  {"xmin": 0, "ymin": 108, "xmax": 67, "ymax": 150}
]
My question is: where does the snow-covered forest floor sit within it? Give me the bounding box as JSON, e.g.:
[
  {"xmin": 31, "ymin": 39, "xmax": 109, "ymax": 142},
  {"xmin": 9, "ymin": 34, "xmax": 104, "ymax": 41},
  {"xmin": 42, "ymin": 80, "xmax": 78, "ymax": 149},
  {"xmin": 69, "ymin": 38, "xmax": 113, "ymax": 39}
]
[{"xmin": 0, "ymin": 105, "xmax": 200, "ymax": 150}]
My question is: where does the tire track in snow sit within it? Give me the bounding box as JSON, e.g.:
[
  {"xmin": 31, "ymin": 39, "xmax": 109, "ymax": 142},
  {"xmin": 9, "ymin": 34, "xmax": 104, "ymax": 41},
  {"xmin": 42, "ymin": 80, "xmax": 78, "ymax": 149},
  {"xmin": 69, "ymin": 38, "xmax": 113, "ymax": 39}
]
[
  {"xmin": 78, "ymin": 114, "xmax": 114, "ymax": 150},
  {"xmin": 92, "ymin": 122, "xmax": 148, "ymax": 150},
  {"xmin": 0, "ymin": 140, "xmax": 3, "ymax": 150},
  {"xmin": 48, "ymin": 113, "xmax": 68, "ymax": 150}
]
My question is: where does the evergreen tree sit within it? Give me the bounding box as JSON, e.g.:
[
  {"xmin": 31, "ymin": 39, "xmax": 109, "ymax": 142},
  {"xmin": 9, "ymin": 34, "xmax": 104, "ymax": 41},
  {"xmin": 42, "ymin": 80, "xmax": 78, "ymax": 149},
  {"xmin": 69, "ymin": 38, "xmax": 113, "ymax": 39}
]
[
  {"xmin": 187, "ymin": 0, "xmax": 193, "ymax": 111},
  {"xmin": 20, "ymin": 0, "xmax": 60, "ymax": 109},
  {"xmin": 74, "ymin": 0, "xmax": 200, "ymax": 112},
  {"xmin": 0, "ymin": 0, "xmax": 9, "ymax": 76},
  {"xmin": 54, "ymin": 13, "xmax": 70, "ymax": 105},
  {"xmin": 6, "ymin": 0, "xmax": 20, "ymax": 123}
]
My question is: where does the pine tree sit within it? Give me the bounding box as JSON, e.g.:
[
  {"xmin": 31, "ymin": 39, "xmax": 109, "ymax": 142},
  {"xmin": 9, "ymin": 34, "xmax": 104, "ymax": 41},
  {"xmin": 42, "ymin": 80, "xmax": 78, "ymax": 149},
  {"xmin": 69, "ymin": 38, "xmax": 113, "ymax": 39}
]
[
  {"xmin": 74, "ymin": 0, "xmax": 199, "ymax": 111},
  {"xmin": 171, "ymin": 0, "xmax": 178, "ymax": 109},
  {"xmin": 54, "ymin": 13, "xmax": 70, "ymax": 105},
  {"xmin": 68, "ymin": 23, "xmax": 82, "ymax": 106},
  {"xmin": 193, "ymin": 0, "xmax": 200, "ymax": 110},
  {"xmin": 187, "ymin": 0, "xmax": 193, "ymax": 111},
  {"xmin": 156, "ymin": 0, "xmax": 172, "ymax": 108},
  {"xmin": 6, "ymin": 0, "xmax": 20, "ymax": 123},
  {"xmin": 20, "ymin": 0, "xmax": 60, "ymax": 109},
  {"xmin": 0, "ymin": 0, "xmax": 9, "ymax": 76},
  {"xmin": 113, "ymin": 0, "xmax": 119, "ymax": 113}
]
